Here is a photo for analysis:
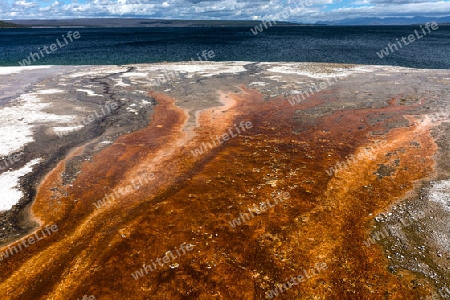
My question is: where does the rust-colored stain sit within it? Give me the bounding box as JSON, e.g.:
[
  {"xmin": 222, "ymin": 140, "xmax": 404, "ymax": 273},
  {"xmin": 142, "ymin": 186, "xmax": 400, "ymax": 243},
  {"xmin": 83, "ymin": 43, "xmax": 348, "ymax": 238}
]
[{"xmin": 0, "ymin": 87, "xmax": 437, "ymax": 299}]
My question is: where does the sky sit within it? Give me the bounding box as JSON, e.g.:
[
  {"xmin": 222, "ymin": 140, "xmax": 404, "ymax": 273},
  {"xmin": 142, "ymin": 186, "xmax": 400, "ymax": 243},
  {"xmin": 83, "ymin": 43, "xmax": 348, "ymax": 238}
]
[{"xmin": 0, "ymin": 0, "xmax": 449, "ymax": 22}]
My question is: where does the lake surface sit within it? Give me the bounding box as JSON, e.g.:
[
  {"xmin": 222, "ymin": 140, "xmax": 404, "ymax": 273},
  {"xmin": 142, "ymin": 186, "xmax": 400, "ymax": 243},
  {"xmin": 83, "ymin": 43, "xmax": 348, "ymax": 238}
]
[{"xmin": 0, "ymin": 26, "xmax": 449, "ymax": 69}]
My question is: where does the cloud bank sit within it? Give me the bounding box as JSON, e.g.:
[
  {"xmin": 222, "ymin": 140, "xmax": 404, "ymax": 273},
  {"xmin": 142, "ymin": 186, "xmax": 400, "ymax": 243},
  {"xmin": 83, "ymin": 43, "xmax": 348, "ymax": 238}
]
[{"xmin": 0, "ymin": 0, "xmax": 449, "ymax": 22}]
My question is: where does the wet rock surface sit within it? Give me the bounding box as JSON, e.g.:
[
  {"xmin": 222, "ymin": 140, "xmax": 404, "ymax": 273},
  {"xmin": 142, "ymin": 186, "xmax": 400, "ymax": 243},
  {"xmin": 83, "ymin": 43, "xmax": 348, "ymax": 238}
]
[{"xmin": 0, "ymin": 62, "xmax": 449, "ymax": 299}]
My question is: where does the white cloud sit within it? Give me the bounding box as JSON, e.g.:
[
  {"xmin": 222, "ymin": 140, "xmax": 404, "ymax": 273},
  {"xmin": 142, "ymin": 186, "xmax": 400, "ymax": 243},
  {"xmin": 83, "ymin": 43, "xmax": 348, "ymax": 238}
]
[
  {"xmin": 14, "ymin": 0, "xmax": 39, "ymax": 8},
  {"xmin": 0, "ymin": 0, "xmax": 449, "ymax": 21}
]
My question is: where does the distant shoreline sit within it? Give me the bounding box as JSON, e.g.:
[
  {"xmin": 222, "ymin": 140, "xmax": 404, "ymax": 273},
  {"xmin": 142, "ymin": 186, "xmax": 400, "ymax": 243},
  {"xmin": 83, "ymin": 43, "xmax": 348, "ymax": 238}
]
[
  {"xmin": 3, "ymin": 16, "xmax": 450, "ymax": 27},
  {"xmin": 3, "ymin": 19, "xmax": 301, "ymax": 28}
]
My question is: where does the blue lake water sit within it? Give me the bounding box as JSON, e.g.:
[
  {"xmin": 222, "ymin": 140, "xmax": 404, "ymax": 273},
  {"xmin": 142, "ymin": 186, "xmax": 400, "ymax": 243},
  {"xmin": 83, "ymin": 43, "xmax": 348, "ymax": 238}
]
[{"xmin": 0, "ymin": 26, "xmax": 449, "ymax": 69}]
